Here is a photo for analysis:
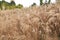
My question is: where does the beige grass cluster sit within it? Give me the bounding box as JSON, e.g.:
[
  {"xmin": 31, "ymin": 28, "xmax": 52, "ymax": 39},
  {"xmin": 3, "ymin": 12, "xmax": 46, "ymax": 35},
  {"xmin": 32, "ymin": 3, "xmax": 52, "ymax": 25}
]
[{"xmin": 0, "ymin": 4, "xmax": 60, "ymax": 40}]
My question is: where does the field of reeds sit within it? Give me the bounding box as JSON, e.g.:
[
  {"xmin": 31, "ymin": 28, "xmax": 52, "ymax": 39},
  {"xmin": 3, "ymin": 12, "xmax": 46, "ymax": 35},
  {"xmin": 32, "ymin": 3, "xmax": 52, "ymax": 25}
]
[{"xmin": 0, "ymin": 4, "xmax": 60, "ymax": 40}]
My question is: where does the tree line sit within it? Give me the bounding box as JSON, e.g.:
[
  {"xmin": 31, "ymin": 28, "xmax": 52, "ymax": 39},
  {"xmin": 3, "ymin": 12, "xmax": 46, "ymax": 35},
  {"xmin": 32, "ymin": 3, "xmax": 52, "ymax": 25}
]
[
  {"xmin": 0, "ymin": 0, "xmax": 23, "ymax": 10},
  {"xmin": 0, "ymin": 0, "xmax": 51, "ymax": 10},
  {"xmin": 32, "ymin": 0, "xmax": 51, "ymax": 6},
  {"xmin": 40, "ymin": 0, "xmax": 51, "ymax": 5}
]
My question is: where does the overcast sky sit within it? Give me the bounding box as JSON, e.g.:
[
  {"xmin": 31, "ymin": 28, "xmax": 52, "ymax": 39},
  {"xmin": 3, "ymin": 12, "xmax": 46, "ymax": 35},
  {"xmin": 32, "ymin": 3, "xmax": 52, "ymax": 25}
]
[{"xmin": 0, "ymin": 0, "xmax": 56, "ymax": 7}]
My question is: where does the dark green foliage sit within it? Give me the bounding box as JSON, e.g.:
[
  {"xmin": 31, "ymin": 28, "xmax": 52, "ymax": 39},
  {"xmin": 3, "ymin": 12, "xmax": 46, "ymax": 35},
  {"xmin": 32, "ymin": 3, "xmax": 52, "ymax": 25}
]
[
  {"xmin": 1, "ymin": 0, "xmax": 6, "ymax": 10},
  {"xmin": 40, "ymin": 0, "xmax": 43, "ymax": 5},
  {"xmin": 40, "ymin": 0, "xmax": 51, "ymax": 5},
  {"xmin": 10, "ymin": 0, "xmax": 16, "ymax": 6},
  {"xmin": 9, "ymin": 0, "xmax": 16, "ymax": 9},
  {"xmin": 0, "ymin": 1, "xmax": 1, "ymax": 6},
  {"xmin": 48, "ymin": 0, "xmax": 51, "ymax": 4},
  {"xmin": 1, "ymin": 0, "xmax": 11, "ymax": 10},
  {"xmin": 31, "ymin": 3, "xmax": 36, "ymax": 6},
  {"xmin": 16, "ymin": 4, "xmax": 23, "ymax": 9},
  {"xmin": 0, "ymin": 0, "xmax": 23, "ymax": 10}
]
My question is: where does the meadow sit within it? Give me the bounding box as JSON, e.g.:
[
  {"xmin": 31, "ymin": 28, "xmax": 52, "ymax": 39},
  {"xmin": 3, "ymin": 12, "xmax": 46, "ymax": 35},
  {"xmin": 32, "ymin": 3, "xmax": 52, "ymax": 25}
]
[{"xmin": 0, "ymin": 4, "xmax": 60, "ymax": 40}]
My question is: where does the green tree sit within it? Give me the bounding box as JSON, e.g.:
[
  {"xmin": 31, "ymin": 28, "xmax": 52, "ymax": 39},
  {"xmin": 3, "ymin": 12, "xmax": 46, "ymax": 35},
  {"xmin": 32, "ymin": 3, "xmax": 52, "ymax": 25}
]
[
  {"xmin": 0, "ymin": 1, "xmax": 2, "ymax": 10},
  {"xmin": 2, "ymin": 0, "xmax": 6, "ymax": 10},
  {"xmin": 2, "ymin": 0, "xmax": 10, "ymax": 10},
  {"xmin": 16, "ymin": 4, "xmax": 23, "ymax": 9},
  {"xmin": 31, "ymin": 3, "xmax": 36, "ymax": 6},
  {"xmin": 10, "ymin": 0, "xmax": 16, "ymax": 9},
  {"xmin": 10, "ymin": 0, "xmax": 16, "ymax": 6},
  {"xmin": 5, "ymin": 3, "xmax": 11, "ymax": 10},
  {"xmin": 40, "ymin": 0, "xmax": 43, "ymax": 5},
  {"xmin": 0, "ymin": 0, "xmax": 23, "ymax": 10}
]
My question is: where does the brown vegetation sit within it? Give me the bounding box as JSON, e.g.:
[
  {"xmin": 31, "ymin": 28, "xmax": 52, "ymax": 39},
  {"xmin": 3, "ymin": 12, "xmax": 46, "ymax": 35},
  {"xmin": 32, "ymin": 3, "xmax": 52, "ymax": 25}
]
[{"xmin": 0, "ymin": 4, "xmax": 60, "ymax": 40}]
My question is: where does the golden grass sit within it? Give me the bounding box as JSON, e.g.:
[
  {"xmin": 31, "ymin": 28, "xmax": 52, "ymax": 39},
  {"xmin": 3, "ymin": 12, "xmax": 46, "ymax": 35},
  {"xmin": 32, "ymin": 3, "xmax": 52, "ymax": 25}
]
[{"xmin": 0, "ymin": 4, "xmax": 60, "ymax": 40}]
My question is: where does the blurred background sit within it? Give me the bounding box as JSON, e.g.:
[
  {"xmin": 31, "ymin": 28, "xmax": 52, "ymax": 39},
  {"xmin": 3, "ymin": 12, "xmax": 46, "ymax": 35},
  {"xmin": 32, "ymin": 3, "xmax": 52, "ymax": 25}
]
[
  {"xmin": 0, "ymin": 0, "xmax": 58, "ymax": 10},
  {"xmin": 0, "ymin": 0, "xmax": 56, "ymax": 7}
]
